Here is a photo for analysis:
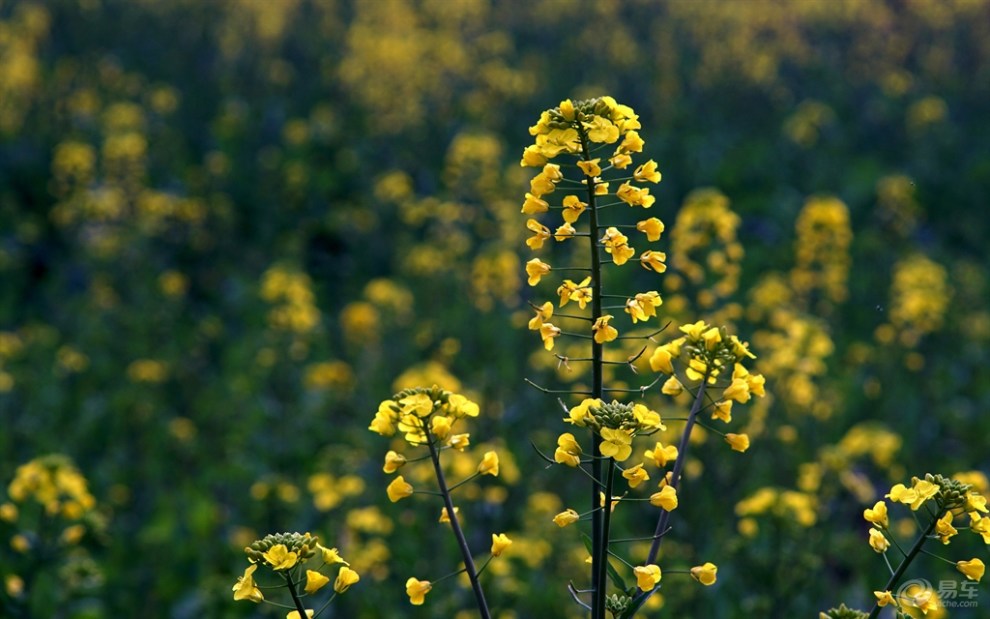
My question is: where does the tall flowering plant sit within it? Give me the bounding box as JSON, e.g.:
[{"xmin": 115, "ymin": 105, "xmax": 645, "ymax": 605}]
[{"xmin": 520, "ymin": 97, "xmax": 765, "ymax": 618}]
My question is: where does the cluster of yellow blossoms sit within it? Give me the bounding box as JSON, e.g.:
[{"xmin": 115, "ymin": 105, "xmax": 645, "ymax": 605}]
[
  {"xmin": 3, "ymin": 454, "xmax": 101, "ymax": 553},
  {"xmin": 649, "ymin": 320, "xmax": 766, "ymax": 451},
  {"xmin": 233, "ymin": 532, "xmax": 358, "ymax": 617},
  {"xmin": 864, "ymin": 475, "xmax": 986, "ymax": 615},
  {"xmin": 521, "ymin": 97, "xmax": 666, "ymax": 352},
  {"xmin": 369, "ymin": 385, "xmax": 510, "ymax": 608}
]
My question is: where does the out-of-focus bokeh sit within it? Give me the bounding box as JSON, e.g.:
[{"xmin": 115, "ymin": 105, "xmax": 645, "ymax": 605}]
[{"xmin": 1, "ymin": 0, "xmax": 988, "ymax": 617}]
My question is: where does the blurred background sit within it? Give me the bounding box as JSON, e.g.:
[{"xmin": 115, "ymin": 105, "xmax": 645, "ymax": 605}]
[{"xmin": 1, "ymin": 0, "xmax": 989, "ymax": 617}]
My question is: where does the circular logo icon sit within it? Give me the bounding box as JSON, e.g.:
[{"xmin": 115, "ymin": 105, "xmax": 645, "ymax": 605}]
[{"xmin": 896, "ymin": 578, "xmax": 937, "ymax": 604}]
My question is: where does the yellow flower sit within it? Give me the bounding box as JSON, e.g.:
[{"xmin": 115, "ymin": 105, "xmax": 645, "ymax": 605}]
[
  {"xmin": 522, "ymin": 192, "xmax": 550, "ymax": 214},
  {"xmin": 599, "ymin": 427, "xmax": 633, "ymax": 461},
  {"xmin": 633, "ymin": 564, "xmax": 662, "ymax": 591},
  {"xmin": 557, "ymin": 277, "xmax": 592, "ymax": 309},
  {"xmin": 554, "ymin": 433, "xmax": 583, "ymax": 467},
  {"xmin": 971, "ymin": 514, "xmax": 990, "ymax": 543},
  {"xmin": 649, "ymin": 346, "xmax": 674, "ymax": 374},
  {"xmin": 566, "ymin": 398, "xmax": 602, "ymax": 427},
  {"xmin": 478, "ymin": 451, "xmax": 500, "ymax": 476},
  {"xmin": 520, "ymin": 145, "xmax": 547, "ymax": 167},
  {"xmin": 874, "ymin": 590, "xmax": 896, "ymax": 607},
  {"xmin": 636, "ymin": 217, "xmax": 664, "ymax": 241},
  {"xmin": 383, "ymin": 450, "xmax": 407, "ymax": 473},
  {"xmin": 583, "ymin": 116, "xmax": 619, "ymax": 143},
  {"xmin": 957, "ymin": 558, "xmax": 985, "ymax": 581},
  {"xmin": 542, "ymin": 163, "xmax": 564, "ymax": 182},
  {"xmin": 490, "ymin": 533, "xmax": 513, "ymax": 557},
  {"xmin": 525, "ymin": 219, "xmax": 551, "ymax": 250},
  {"xmin": 386, "ymin": 476, "xmax": 414, "ymax": 502},
  {"xmin": 711, "ymin": 400, "xmax": 732, "ymax": 423},
  {"xmin": 319, "ymin": 545, "xmax": 349, "ymax": 566},
  {"xmin": 528, "ymin": 301, "xmax": 554, "ymax": 331},
  {"xmin": 650, "ymin": 485, "xmax": 678, "ymax": 510},
  {"xmin": 553, "ymin": 508, "xmax": 581, "ymax": 527},
  {"xmin": 935, "ymin": 511, "xmax": 957, "ymax": 544},
  {"xmin": 592, "ymin": 314, "xmax": 618, "ymax": 344},
  {"xmin": 622, "ymin": 463, "xmax": 650, "ymax": 488},
  {"xmin": 640, "ymin": 250, "xmax": 667, "ymax": 273},
  {"xmin": 965, "ymin": 491, "xmax": 988, "ymax": 514},
  {"xmin": 539, "ymin": 323, "xmax": 561, "ymax": 351},
  {"xmin": 525, "ymin": 258, "xmax": 551, "ymax": 286},
  {"xmin": 232, "ymin": 564, "xmax": 264, "ymax": 602},
  {"xmin": 263, "ymin": 544, "xmax": 299, "ymax": 571},
  {"xmin": 287, "ymin": 611, "xmax": 314, "ymax": 619},
  {"xmin": 450, "ymin": 433, "xmax": 471, "ymax": 451},
  {"xmin": 559, "ymin": 99, "xmax": 576, "ymax": 121},
  {"xmin": 561, "ymin": 195, "xmax": 587, "ymax": 224},
  {"xmin": 633, "ymin": 159, "xmax": 662, "ymax": 183},
  {"xmin": 868, "ymin": 528, "xmax": 890, "ymax": 553},
  {"xmin": 725, "ymin": 433, "xmax": 750, "ymax": 453},
  {"xmin": 400, "ymin": 393, "xmax": 433, "ymax": 417},
  {"xmin": 722, "ymin": 378, "xmax": 751, "ymax": 403},
  {"xmin": 863, "ymin": 501, "xmax": 888, "ymax": 528},
  {"xmin": 616, "ymin": 183, "xmax": 655, "ymax": 208},
  {"xmin": 632, "ymin": 403, "xmax": 665, "ymax": 431},
  {"xmin": 369, "ymin": 402, "xmax": 397, "ymax": 436},
  {"xmin": 620, "ymin": 131, "xmax": 644, "ymax": 152},
  {"xmin": 645, "ymin": 442, "xmax": 678, "ymax": 468},
  {"xmin": 658, "ymin": 377, "xmax": 682, "ymax": 398},
  {"xmin": 334, "ymin": 566, "xmax": 360, "ymax": 593},
  {"xmin": 405, "ymin": 577, "xmax": 432, "ymax": 605},
  {"xmin": 577, "ymin": 158, "xmax": 602, "ymax": 177},
  {"xmin": 610, "ymin": 152, "xmax": 633, "ymax": 169},
  {"xmin": 305, "ymin": 569, "xmax": 330, "ymax": 594},
  {"xmin": 439, "ymin": 506, "xmax": 459, "ymax": 523},
  {"xmin": 529, "ymin": 173, "xmax": 556, "ymax": 197},
  {"xmin": 554, "ymin": 222, "xmax": 577, "ymax": 241},
  {"xmin": 690, "ymin": 562, "xmax": 718, "ymax": 585},
  {"xmin": 447, "ymin": 394, "xmax": 479, "ymax": 418},
  {"xmin": 431, "ymin": 415, "xmax": 452, "ymax": 439}
]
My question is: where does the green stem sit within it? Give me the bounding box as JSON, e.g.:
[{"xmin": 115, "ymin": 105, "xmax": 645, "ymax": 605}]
[
  {"xmin": 284, "ymin": 569, "xmax": 310, "ymax": 617},
  {"xmin": 866, "ymin": 510, "xmax": 943, "ymax": 619},
  {"xmin": 578, "ymin": 125, "xmax": 606, "ymax": 619},
  {"xmin": 427, "ymin": 438, "xmax": 492, "ymax": 619},
  {"xmin": 595, "ymin": 458, "xmax": 617, "ymax": 617},
  {"xmin": 623, "ymin": 374, "xmax": 709, "ymax": 617}
]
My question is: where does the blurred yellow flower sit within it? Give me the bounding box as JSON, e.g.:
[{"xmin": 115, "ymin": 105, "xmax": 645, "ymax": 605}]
[
  {"xmin": 490, "ymin": 533, "xmax": 512, "ymax": 557},
  {"xmin": 725, "ymin": 433, "xmax": 750, "ymax": 453},
  {"xmin": 478, "ymin": 451, "xmax": 500, "ymax": 476},
  {"xmin": 690, "ymin": 562, "xmax": 718, "ymax": 585},
  {"xmin": 386, "ymin": 477, "xmax": 414, "ymax": 503},
  {"xmin": 405, "ymin": 577, "xmax": 431, "ymax": 605}
]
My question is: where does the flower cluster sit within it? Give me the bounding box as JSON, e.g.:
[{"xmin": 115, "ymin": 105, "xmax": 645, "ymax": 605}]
[
  {"xmin": 649, "ymin": 320, "xmax": 766, "ymax": 451},
  {"xmin": 233, "ymin": 532, "xmax": 359, "ymax": 615},
  {"xmin": 520, "ymin": 97, "xmax": 665, "ymax": 352},
  {"xmin": 2, "ymin": 454, "xmax": 106, "ymax": 605},
  {"xmin": 369, "ymin": 385, "xmax": 508, "ymax": 611},
  {"xmin": 863, "ymin": 474, "xmax": 986, "ymax": 615}
]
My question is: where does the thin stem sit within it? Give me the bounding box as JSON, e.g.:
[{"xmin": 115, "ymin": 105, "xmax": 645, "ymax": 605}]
[
  {"xmin": 427, "ymin": 438, "xmax": 492, "ymax": 619},
  {"xmin": 595, "ymin": 458, "xmax": 616, "ymax": 615},
  {"xmin": 579, "ymin": 125, "xmax": 606, "ymax": 619},
  {"xmin": 866, "ymin": 511, "xmax": 944, "ymax": 619},
  {"xmin": 284, "ymin": 569, "xmax": 310, "ymax": 617},
  {"xmin": 623, "ymin": 374, "xmax": 709, "ymax": 617}
]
